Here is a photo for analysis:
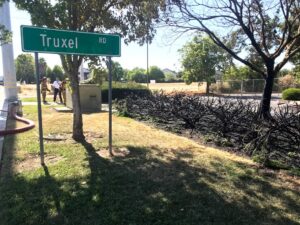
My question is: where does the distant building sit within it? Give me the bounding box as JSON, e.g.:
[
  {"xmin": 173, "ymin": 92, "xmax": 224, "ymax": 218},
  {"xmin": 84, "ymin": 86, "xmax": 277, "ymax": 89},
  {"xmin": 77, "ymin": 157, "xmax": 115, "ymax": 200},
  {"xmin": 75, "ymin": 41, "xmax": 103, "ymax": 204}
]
[{"xmin": 162, "ymin": 68, "xmax": 178, "ymax": 80}]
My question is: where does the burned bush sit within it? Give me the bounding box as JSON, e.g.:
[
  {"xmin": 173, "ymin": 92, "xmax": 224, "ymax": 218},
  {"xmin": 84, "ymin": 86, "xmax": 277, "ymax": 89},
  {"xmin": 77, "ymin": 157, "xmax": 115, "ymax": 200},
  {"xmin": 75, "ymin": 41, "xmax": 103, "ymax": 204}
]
[{"xmin": 115, "ymin": 92, "xmax": 300, "ymax": 169}]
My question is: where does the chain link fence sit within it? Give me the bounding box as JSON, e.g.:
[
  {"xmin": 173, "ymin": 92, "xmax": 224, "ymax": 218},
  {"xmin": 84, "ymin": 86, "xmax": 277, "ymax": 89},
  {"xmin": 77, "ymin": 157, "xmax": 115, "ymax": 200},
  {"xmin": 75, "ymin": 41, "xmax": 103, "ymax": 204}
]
[{"xmin": 211, "ymin": 79, "xmax": 281, "ymax": 94}]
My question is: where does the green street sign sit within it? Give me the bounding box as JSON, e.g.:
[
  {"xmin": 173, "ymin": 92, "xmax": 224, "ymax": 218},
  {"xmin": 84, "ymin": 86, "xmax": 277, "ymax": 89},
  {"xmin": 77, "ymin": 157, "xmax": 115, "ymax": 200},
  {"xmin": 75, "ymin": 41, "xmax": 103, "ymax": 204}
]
[{"xmin": 21, "ymin": 25, "xmax": 121, "ymax": 56}]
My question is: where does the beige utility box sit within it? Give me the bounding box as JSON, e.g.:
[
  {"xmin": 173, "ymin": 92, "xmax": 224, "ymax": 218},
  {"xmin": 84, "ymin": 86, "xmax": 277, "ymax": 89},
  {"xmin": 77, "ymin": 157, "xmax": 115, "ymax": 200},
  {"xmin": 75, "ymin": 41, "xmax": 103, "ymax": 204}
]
[{"xmin": 66, "ymin": 84, "xmax": 102, "ymax": 112}]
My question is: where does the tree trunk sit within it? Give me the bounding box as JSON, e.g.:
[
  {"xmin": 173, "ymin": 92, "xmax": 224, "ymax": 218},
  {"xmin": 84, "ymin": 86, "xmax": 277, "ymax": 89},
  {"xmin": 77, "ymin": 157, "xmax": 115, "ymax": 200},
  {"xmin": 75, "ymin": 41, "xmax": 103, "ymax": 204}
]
[
  {"xmin": 68, "ymin": 69, "xmax": 85, "ymax": 141},
  {"xmin": 206, "ymin": 81, "xmax": 210, "ymax": 95},
  {"xmin": 259, "ymin": 61, "xmax": 275, "ymax": 119}
]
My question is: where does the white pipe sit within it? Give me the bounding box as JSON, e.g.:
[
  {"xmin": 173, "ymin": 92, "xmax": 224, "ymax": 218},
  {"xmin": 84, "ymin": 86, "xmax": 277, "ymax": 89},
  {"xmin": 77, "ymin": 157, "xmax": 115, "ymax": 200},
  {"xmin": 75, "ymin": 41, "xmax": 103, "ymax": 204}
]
[{"xmin": 0, "ymin": 1, "xmax": 18, "ymax": 101}]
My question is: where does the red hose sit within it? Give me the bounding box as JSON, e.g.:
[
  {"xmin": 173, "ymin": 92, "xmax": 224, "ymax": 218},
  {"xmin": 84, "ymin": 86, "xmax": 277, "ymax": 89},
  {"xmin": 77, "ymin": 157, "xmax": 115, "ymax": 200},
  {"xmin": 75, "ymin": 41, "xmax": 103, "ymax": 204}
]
[{"xmin": 0, "ymin": 106, "xmax": 35, "ymax": 136}]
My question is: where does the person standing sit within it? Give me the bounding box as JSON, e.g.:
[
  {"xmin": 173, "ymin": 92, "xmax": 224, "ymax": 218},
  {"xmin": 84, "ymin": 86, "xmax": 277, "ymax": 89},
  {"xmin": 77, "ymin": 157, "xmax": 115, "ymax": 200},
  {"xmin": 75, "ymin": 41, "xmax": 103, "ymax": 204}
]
[
  {"xmin": 52, "ymin": 77, "xmax": 63, "ymax": 103},
  {"xmin": 60, "ymin": 79, "xmax": 67, "ymax": 105},
  {"xmin": 41, "ymin": 77, "xmax": 50, "ymax": 103}
]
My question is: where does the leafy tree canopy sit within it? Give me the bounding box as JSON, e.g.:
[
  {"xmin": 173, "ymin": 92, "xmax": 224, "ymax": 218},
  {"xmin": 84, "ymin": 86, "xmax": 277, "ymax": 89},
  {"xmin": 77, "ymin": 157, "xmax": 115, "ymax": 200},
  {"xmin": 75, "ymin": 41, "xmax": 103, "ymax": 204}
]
[
  {"xmin": 0, "ymin": 0, "xmax": 12, "ymax": 45},
  {"xmin": 128, "ymin": 67, "xmax": 147, "ymax": 83},
  {"xmin": 179, "ymin": 35, "xmax": 229, "ymax": 88},
  {"xmin": 149, "ymin": 66, "xmax": 165, "ymax": 82},
  {"xmin": 223, "ymin": 65, "xmax": 262, "ymax": 81},
  {"xmin": 15, "ymin": 54, "xmax": 35, "ymax": 83},
  {"xmin": 52, "ymin": 65, "xmax": 65, "ymax": 80},
  {"xmin": 112, "ymin": 61, "xmax": 124, "ymax": 82}
]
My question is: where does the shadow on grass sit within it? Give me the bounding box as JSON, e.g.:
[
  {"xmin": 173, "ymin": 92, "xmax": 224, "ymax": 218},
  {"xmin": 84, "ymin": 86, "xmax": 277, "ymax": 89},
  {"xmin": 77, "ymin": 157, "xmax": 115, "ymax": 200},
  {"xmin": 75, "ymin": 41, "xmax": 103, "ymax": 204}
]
[{"xmin": 0, "ymin": 139, "xmax": 299, "ymax": 225}]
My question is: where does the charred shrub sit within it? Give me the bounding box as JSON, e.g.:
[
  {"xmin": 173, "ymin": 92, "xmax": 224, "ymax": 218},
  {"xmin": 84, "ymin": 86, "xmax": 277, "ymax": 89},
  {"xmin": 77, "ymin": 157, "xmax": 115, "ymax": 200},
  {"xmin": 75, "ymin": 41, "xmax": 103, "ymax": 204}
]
[{"xmin": 115, "ymin": 92, "xmax": 300, "ymax": 169}]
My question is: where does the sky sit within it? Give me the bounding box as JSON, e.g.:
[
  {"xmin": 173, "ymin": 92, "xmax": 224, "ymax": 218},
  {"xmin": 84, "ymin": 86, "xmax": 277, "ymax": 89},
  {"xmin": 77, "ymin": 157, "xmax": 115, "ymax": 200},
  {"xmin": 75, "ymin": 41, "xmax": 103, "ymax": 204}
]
[{"xmin": 0, "ymin": 2, "xmax": 191, "ymax": 73}]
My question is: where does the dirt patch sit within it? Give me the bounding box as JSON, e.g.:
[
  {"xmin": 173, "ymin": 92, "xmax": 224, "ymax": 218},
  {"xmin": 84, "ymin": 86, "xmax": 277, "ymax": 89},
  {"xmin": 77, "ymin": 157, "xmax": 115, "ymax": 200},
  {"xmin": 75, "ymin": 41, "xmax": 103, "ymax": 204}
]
[
  {"xmin": 15, "ymin": 155, "xmax": 64, "ymax": 173},
  {"xmin": 96, "ymin": 147, "xmax": 130, "ymax": 159},
  {"xmin": 44, "ymin": 133, "xmax": 68, "ymax": 141},
  {"xmin": 85, "ymin": 131, "xmax": 104, "ymax": 142}
]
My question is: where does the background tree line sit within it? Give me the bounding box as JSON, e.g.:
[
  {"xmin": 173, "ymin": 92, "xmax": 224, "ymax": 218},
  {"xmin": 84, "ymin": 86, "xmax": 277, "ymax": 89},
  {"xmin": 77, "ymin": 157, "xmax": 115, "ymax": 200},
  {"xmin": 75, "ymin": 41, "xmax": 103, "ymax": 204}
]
[{"xmin": 15, "ymin": 54, "xmax": 65, "ymax": 84}]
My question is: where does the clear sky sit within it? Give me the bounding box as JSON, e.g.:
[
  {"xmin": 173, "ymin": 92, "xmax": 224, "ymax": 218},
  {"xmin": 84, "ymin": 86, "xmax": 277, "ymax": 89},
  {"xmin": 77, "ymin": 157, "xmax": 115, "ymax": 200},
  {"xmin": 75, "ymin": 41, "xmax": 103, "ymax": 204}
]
[{"xmin": 0, "ymin": 2, "xmax": 191, "ymax": 74}]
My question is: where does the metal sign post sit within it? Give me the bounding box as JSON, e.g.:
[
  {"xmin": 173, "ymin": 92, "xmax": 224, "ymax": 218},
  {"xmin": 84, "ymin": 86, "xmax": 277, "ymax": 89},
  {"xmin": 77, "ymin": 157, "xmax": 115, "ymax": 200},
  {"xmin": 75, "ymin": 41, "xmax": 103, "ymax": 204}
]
[
  {"xmin": 21, "ymin": 25, "xmax": 121, "ymax": 159},
  {"xmin": 108, "ymin": 57, "xmax": 113, "ymax": 156},
  {"xmin": 34, "ymin": 52, "xmax": 45, "ymax": 165}
]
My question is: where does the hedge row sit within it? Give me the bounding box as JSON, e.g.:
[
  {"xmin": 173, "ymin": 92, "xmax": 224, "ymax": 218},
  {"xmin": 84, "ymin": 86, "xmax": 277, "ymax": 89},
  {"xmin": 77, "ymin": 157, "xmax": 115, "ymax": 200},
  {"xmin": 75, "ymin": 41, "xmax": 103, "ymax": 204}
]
[{"xmin": 101, "ymin": 82, "xmax": 150, "ymax": 103}]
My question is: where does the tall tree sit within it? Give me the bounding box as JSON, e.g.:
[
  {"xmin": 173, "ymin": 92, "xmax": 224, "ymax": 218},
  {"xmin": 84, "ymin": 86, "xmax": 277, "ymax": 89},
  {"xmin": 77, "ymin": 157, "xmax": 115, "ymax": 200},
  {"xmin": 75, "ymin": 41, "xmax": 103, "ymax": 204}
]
[
  {"xmin": 128, "ymin": 67, "xmax": 147, "ymax": 83},
  {"xmin": 15, "ymin": 54, "xmax": 35, "ymax": 83},
  {"xmin": 52, "ymin": 65, "xmax": 65, "ymax": 81},
  {"xmin": 180, "ymin": 35, "xmax": 229, "ymax": 94},
  {"xmin": 149, "ymin": 66, "xmax": 165, "ymax": 82},
  {"xmin": 165, "ymin": 0, "xmax": 300, "ymax": 118},
  {"xmin": 46, "ymin": 65, "xmax": 65, "ymax": 82},
  {"xmin": 111, "ymin": 61, "xmax": 124, "ymax": 82},
  {"xmin": 15, "ymin": 0, "xmax": 165, "ymax": 141}
]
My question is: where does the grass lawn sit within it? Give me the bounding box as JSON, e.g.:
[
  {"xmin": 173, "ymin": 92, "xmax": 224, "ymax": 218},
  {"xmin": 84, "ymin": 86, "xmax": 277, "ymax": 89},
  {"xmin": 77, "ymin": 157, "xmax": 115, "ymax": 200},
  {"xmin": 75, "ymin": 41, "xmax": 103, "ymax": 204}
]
[
  {"xmin": 21, "ymin": 96, "xmax": 54, "ymax": 103},
  {"xmin": 0, "ymin": 105, "xmax": 299, "ymax": 225}
]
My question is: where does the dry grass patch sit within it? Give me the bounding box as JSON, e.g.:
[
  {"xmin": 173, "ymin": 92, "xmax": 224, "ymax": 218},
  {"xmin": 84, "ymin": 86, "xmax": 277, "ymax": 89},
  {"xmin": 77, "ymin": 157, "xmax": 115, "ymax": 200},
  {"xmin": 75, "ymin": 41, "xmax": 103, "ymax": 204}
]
[{"xmin": 143, "ymin": 82, "xmax": 207, "ymax": 93}]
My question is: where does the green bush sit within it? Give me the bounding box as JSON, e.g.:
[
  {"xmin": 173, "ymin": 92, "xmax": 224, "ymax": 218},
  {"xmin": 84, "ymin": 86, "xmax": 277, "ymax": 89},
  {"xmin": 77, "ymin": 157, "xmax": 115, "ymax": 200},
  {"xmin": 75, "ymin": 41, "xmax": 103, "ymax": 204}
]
[
  {"xmin": 101, "ymin": 82, "xmax": 150, "ymax": 103},
  {"xmin": 282, "ymin": 88, "xmax": 300, "ymax": 100}
]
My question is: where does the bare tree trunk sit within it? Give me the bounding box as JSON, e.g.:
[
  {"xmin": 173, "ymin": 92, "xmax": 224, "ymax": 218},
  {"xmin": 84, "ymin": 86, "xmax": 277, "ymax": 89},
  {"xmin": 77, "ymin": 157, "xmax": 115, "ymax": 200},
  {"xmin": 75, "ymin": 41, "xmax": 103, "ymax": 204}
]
[
  {"xmin": 61, "ymin": 55, "xmax": 85, "ymax": 142},
  {"xmin": 206, "ymin": 81, "xmax": 210, "ymax": 95},
  {"xmin": 259, "ymin": 61, "xmax": 275, "ymax": 119},
  {"xmin": 68, "ymin": 69, "xmax": 85, "ymax": 141}
]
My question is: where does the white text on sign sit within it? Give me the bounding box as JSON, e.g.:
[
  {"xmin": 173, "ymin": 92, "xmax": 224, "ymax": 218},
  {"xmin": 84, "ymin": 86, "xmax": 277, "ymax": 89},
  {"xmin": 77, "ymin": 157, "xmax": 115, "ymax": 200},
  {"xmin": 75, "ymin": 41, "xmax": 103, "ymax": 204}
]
[
  {"xmin": 99, "ymin": 37, "xmax": 107, "ymax": 44},
  {"xmin": 40, "ymin": 34, "xmax": 78, "ymax": 49}
]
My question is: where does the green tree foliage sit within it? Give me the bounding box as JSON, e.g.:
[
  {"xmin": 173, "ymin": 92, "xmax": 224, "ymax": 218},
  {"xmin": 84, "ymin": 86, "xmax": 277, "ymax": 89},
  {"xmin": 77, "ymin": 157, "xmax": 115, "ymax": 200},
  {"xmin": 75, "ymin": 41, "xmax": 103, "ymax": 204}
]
[
  {"xmin": 52, "ymin": 65, "xmax": 65, "ymax": 80},
  {"xmin": 180, "ymin": 35, "xmax": 228, "ymax": 93},
  {"xmin": 149, "ymin": 66, "xmax": 165, "ymax": 82},
  {"xmin": 0, "ymin": 24, "xmax": 11, "ymax": 45},
  {"xmin": 128, "ymin": 68, "xmax": 147, "ymax": 83},
  {"xmin": 164, "ymin": 71, "xmax": 178, "ymax": 82},
  {"xmin": 87, "ymin": 56, "xmax": 108, "ymax": 85},
  {"xmin": 46, "ymin": 67, "xmax": 53, "ymax": 81},
  {"xmin": 112, "ymin": 61, "xmax": 124, "ymax": 82},
  {"xmin": 166, "ymin": 0, "xmax": 300, "ymax": 118},
  {"xmin": 0, "ymin": 0, "xmax": 11, "ymax": 45},
  {"xmin": 223, "ymin": 66, "xmax": 248, "ymax": 81},
  {"xmin": 278, "ymin": 69, "xmax": 290, "ymax": 77},
  {"xmin": 15, "ymin": 54, "xmax": 35, "ymax": 83},
  {"xmin": 90, "ymin": 68, "xmax": 107, "ymax": 85},
  {"xmin": 15, "ymin": 0, "xmax": 165, "ymax": 141},
  {"xmin": 123, "ymin": 69, "xmax": 130, "ymax": 81},
  {"xmin": 46, "ymin": 65, "xmax": 65, "ymax": 82},
  {"xmin": 291, "ymin": 50, "xmax": 300, "ymax": 80},
  {"xmin": 223, "ymin": 66, "xmax": 262, "ymax": 81}
]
